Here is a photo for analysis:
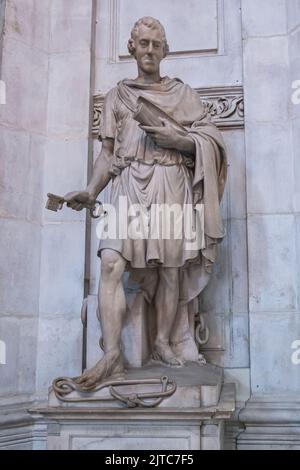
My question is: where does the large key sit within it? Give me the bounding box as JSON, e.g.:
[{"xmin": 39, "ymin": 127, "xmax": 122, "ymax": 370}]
[
  {"xmin": 46, "ymin": 193, "xmax": 65, "ymax": 212},
  {"xmin": 46, "ymin": 193, "xmax": 104, "ymax": 219}
]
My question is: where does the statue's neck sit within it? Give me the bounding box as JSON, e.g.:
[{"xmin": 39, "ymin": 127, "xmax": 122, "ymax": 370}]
[{"xmin": 135, "ymin": 70, "xmax": 162, "ymax": 85}]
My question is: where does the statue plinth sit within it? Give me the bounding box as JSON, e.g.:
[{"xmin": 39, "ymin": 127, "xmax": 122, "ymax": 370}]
[
  {"xmin": 32, "ymin": 363, "xmax": 235, "ymax": 450},
  {"xmin": 48, "ymin": 362, "xmax": 223, "ymax": 409}
]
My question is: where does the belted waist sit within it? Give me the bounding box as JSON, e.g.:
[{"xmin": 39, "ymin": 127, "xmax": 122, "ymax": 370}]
[{"xmin": 110, "ymin": 155, "xmax": 194, "ymax": 176}]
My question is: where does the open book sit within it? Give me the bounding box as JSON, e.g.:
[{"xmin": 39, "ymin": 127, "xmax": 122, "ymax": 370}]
[{"xmin": 133, "ymin": 96, "xmax": 187, "ymax": 134}]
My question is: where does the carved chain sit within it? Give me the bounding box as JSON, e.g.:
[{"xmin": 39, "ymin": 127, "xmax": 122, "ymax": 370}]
[{"xmin": 52, "ymin": 375, "xmax": 177, "ymax": 408}]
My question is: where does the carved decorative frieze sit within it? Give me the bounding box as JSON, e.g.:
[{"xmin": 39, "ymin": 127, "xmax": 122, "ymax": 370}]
[
  {"xmin": 93, "ymin": 94, "xmax": 106, "ymax": 138},
  {"xmin": 196, "ymin": 86, "xmax": 244, "ymax": 131},
  {"xmin": 92, "ymin": 86, "xmax": 244, "ymax": 138}
]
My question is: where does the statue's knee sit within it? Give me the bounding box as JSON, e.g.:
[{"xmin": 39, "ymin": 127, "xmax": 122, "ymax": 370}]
[
  {"xmin": 102, "ymin": 260, "xmax": 115, "ymax": 276},
  {"xmin": 101, "ymin": 250, "xmax": 124, "ymax": 279}
]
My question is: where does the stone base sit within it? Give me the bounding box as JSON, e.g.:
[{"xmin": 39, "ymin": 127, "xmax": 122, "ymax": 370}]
[
  {"xmin": 237, "ymin": 395, "xmax": 300, "ymax": 450},
  {"xmin": 0, "ymin": 397, "xmax": 47, "ymax": 450},
  {"xmin": 32, "ymin": 363, "xmax": 235, "ymax": 450},
  {"xmin": 49, "ymin": 362, "xmax": 223, "ymax": 409}
]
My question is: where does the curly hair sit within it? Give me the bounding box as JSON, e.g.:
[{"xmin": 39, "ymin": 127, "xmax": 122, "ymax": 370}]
[{"xmin": 127, "ymin": 17, "xmax": 170, "ymax": 57}]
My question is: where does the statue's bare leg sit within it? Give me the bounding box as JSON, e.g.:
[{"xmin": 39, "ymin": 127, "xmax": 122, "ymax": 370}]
[
  {"xmin": 76, "ymin": 249, "xmax": 126, "ymax": 388},
  {"xmin": 153, "ymin": 267, "xmax": 183, "ymax": 366}
]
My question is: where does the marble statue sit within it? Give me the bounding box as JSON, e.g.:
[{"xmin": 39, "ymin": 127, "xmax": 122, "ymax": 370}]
[{"xmin": 63, "ymin": 17, "xmax": 227, "ymax": 389}]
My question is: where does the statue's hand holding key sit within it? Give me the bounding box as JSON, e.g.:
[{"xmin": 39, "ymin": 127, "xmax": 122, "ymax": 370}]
[
  {"xmin": 64, "ymin": 191, "xmax": 95, "ymax": 212},
  {"xmin": 46, "ymin": 191, "xmax": 104, "ymax": 219},
  {"xmin": 64, "ymin": 191, "xmax": 105, "ymax": 219}
]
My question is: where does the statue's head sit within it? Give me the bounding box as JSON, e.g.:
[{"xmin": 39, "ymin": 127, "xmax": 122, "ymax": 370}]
[{"xmin": 128, "ymin": 17, "xmax": 169, "ymax": 74}]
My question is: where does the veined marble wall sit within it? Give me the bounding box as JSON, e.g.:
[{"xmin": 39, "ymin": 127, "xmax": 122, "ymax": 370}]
[
  {"xmin": 289, "ymin": 2, "xmax": 300, "ymax": 246},
  {"xmin": 0, "ymin": 0, "xmax": 51, "ymax": 401},
  {"xmin": 35, "ymin": 0, "xmax": 92, "ymax": 394},
  {"xmin": 242, "ymin": 0, "xmax": 298, "ymax": 394},
  {"xmin": 0, "ymin": 0, "xmax": 93, "ymax": 399},
  {"xmin": 0, "ymin": 0, "xmax": 51, "ymax": 449},
  {"xmin": 237, "ymin": 0, "xmax": 300, "ymax": 449},
  {"xmin": 0, "ymin": 0, "xmax": 93, "ymax": 448}
]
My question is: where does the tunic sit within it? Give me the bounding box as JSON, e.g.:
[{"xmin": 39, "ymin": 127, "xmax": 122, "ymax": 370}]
[{"xmin": 97, "ymin": 77, "xmax": 227, "ymax": 305}]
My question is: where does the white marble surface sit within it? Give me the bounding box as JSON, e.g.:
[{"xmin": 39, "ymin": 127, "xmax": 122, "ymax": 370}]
[
  {"xmin": 248, "ymin": 214, "xmax": 297, "ymax": 313},
  {"xmin": 0, "ymin": 0, "xmax": 51, "ymax": 405},
  {"xmin": 287, "ymin": 0, "xmax": 300, "ymax": 32},
  {"xmin": 0, "ymin": 128, "xmax": 45, "ymax": 222},
  {"xmin": 35, "ymin": 0, "xmax": 92, "ymax": 396},
  {"xmin": 0, "ymin": 317, "xmax": 38, "ymax": 396},
  {"xmin": 47, "ymin": 53, "xmax": 91, "ymax": 138},
  {"xmin": 243, "ymin": 37, "xmax": 290, "ymax": 122},
  {"xmin": 0, "ymin": 36, "xmax": 49, "ymax": 133},
  {"xmin": 4, "ymin": 0, "xmax": 50, "ymax": 52},
  {"xmin": 241, "ymin": 0, "xmax": 287, "ymax": 37},
  {"xmin": 38, "ymin": 222, "xmax": 86, "ymax": 316},
  {"xmin": 0, "ymin": 218, "xmax": 41, "ymax": 318},
  {"xmin": 245, "ymin": 122, "xmax": 294, "ymax": 214},
  {"xmin": 36, "ymin": 315, "xmax": 82, "ymax": 391},
  {"xmin": 240, "ymin": 2, "xmax": 300, "ymax": 443},
  {"xmin": 250, "ymin": 312, "xmax": 300, "ymax": 393},
  {"xmin": 50, "ymin": 0, "xmax": 92, "ymax": 54}
]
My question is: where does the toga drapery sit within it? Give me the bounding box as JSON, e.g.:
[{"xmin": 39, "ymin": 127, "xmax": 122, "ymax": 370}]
[{"xmin": 98, "ymin": 77, "xmax": 227, "ymax": 307}]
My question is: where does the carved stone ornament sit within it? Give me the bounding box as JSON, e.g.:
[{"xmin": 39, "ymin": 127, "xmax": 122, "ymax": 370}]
[
  {"xmin": 92, "ymin": 86, "xmax": 244, "ymax": 138},
  {"xmin": 93, "ymin": 93, "xmax": 106, "ymax": 138}
]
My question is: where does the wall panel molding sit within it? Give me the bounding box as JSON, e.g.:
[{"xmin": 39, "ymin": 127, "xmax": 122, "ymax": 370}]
[{"xmin": 108, "ymin": 0, "xmax": 225, "ymax": 62}]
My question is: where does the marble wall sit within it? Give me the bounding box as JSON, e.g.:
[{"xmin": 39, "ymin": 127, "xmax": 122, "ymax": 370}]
[
  {"xmin": 0, "ymin": 0, "xmax": 299, "ymax": 450},
  {"xmin": 241, "ymin": 0, "xmax": 299, "ymax": 395},
  {"xmin": 0, "ymin": 0, "xmax": 93, "ymax": 409},
  {"xmin": 236, "ymin": 0, "xmax": 300, "ymax": 449},
  {"xmin": 0, "ymin": 0, "xmax": 50, "ymax": 401},
  {"xmin": 35, "ymin": 0, "xmax": 93, "ymax": 394},
  {"xmin": 0, "ymin": 0, "xmax": 93, "ymax": 449}
]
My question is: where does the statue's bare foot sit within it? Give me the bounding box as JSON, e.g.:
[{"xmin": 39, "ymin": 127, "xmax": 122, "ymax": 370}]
[
  {"xmin": 75, "ymin": 349, "xmax": 124, "ymax": 389},
  {"xmin": 171, "ymin": 335, "xmax": 204, "ymax": 364},
  {"xmin": 152, "ymin": 340, "xmax": 183, "ymax": 366},
  {"xmin": 172, "ymin": 335, "xmax": 207, "ymax": 365}
]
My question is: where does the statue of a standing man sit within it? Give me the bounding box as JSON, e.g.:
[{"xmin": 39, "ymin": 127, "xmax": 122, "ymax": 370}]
[{"xmin": 64, "ymin": 17, "xmax": 227, "ymax": 388}]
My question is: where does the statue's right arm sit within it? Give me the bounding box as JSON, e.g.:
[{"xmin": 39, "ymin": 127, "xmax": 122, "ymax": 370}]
[
  {"xmin": 86, "ymin": 137, "xmax": 114, "ymax": 199},
  {"xmin": 64, "ymin": 138, "xmax": 114, "ymax": 210}
]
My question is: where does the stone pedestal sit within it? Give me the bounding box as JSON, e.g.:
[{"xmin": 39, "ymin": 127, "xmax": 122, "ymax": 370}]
[{"xmin": 32, "ymin": 363, "xmax": 235, "ymax": 450}]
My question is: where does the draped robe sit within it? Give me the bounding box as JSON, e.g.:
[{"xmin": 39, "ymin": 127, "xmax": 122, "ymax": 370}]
[{"xmin": 98, "ymin": 77, "xmax": 227, "ymax": 307}]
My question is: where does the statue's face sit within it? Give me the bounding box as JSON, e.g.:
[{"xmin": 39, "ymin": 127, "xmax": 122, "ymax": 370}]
[{"xmin": 134, "ymin": 24, "xmax": 165, "ymax": 74}]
